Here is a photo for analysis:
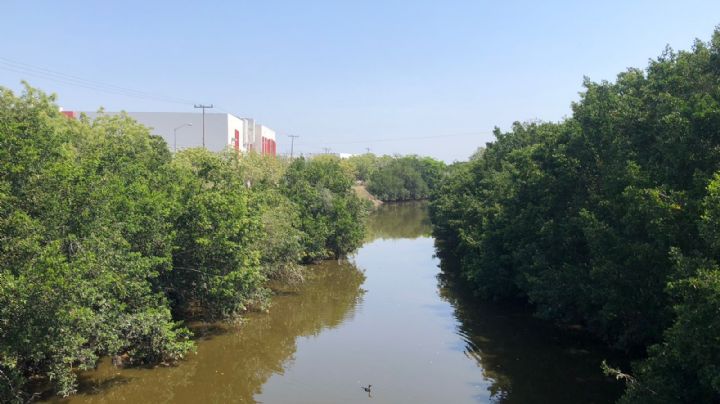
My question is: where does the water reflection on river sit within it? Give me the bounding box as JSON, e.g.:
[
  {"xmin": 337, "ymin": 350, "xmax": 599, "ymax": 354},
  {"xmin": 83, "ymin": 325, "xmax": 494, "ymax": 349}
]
[{"xmin": 53, "ymin": 202, "xmax": 622, "ymax": 403}]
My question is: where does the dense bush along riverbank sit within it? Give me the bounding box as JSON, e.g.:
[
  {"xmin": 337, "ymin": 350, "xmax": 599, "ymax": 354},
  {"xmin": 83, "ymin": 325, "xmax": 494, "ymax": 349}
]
[
  {"xmin": 346, "ymin": 154, "xmax": 446, "ymax": 202},
  {"xmin": 0, "ymin": 85, "xmax": 368, "ymax": 402},
  {"xmin": 429, "ymin": 29, "xmax": 720, "ymax": 403}
]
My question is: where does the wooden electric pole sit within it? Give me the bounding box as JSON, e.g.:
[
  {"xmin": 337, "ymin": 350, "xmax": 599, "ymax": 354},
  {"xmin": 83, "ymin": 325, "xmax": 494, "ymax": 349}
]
[
  {"xmin": 193, "ymin": 104, "xmax": 213, "ymax": 148},
  {"xmin": 288, "ymin": 134, "xmax": 299, "ymax": 158}
]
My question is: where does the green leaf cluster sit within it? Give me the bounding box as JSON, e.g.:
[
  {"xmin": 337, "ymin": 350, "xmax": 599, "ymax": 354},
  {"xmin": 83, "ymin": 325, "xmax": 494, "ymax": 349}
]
[
  {"xmin": 0, "ymin": 84, "xmax": 368, "ymax": 401},
  {"xmin": 347, "ymin": 154, "xmax": 445, "ymax": 201},
  {"xmin": 282, "ymin": 155, "xmax": 369, "ymax": 261},
  {"xmin": 0, "ymin": 86, "xmax": 192, "ymax": 400},
  {"xmin": 429, "ymin": 29, "xmax": 720, "ymax": 401}
]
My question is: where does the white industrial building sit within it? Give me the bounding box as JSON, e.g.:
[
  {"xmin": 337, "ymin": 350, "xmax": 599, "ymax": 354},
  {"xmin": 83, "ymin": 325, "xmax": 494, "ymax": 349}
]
[{"xmin": 77, "ymin": 111, "xmax": 277, "ymax": 155}]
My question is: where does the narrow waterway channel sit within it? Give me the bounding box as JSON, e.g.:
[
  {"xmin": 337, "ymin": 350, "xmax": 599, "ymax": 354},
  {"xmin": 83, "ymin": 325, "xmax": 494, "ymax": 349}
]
[{"xmin": 52, "ymin": 202, "xmax": 623, "ymax": 403}]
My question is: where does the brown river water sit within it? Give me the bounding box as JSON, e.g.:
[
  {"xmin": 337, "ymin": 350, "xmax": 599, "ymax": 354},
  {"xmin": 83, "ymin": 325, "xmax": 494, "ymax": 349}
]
[{"xmin": 50, "ymin": 202, "xmax": 624, "ymax": 403}]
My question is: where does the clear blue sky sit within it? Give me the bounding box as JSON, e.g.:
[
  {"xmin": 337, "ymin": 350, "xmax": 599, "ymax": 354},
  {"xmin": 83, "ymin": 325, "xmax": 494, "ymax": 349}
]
[{"xmin": 2, "ymin": 1, "xmax": 719, "ymax": 161}]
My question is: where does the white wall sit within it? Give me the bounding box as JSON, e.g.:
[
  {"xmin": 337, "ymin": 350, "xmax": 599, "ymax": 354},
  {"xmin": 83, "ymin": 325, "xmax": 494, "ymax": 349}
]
[
  {"xmin": 254, "ymin": 124, "xmax": 276, "ymax": 152},
  {"xmin": 81, "ymin": 111, "xmax": 246, "ymax": 153},
  {"xmin": 227, "ymin": 114, "xmax": 248, "ymax": 152},
  {"xmin": 79, "ymin": 111, "xmax": 278, "ymax": 155},
  {"xmin": 241, "ymin": 118, "xmax": 256, "ymax": 151}
]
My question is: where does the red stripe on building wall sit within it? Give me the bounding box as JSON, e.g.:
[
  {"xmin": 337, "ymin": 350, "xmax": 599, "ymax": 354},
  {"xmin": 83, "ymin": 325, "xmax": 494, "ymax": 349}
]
[{"xmin": 256, "ymin": 138, "xmax": 276, "ymax": 156}]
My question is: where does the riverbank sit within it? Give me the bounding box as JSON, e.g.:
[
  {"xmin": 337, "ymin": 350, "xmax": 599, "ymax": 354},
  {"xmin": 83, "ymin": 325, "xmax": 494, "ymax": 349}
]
[
  {"xmin": 352, "ymin": 183, "xmax": 430, "ymax": 207},
  {"xmin": 50, "ymin": 202, "xmax": 624, "ymax": 403},
  {"xmin": 352, "ymin": 183, "xmax": 383, "ymax": 207}
]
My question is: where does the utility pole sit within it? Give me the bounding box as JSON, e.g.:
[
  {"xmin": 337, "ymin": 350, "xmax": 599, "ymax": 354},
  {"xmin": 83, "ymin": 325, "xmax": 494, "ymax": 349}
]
[
  {"xmin": 365, "ymin": 147, "xmax": 371, "ymax": 154},
  {"xmin": 193, "ymin": 104, "xmax": 213, "ymax": 148},
  {"xmin": 287, "ymin": 135, "xmax": 299, "ymax": 158},
  {"xmin": 322, "ymin": 147, "xmax": 331, "ymax": 154}
]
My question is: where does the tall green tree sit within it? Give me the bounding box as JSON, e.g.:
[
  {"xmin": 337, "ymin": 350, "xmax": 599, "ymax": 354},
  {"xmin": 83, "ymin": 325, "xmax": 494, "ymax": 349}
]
[
  {"xmin": 0, "ymin": 86, "xmax": 192, "ymax": 400},
  {"xmin": 283, "ymin": 156, "xmax": 369, "ymax": 261},
  {"xmin": 430, "ymin": 28, "xmax": 720, "ymax": 401},
  {"xmin": 366, "ymin": 155, "xmax": 446, "ymax": 201},
  {"xmin": 165, "ymin": 149, "xmax": 267, "ymax": 320},
  {"xmin": 0, "ymin": 85, "xmax": 370, "ymax": 402}
]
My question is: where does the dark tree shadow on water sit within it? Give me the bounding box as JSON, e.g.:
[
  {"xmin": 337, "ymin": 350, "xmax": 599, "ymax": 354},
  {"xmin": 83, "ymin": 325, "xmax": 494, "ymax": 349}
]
[{"xmin": 436, "ymin": 264, "xmax": 627, "ymax": 404}]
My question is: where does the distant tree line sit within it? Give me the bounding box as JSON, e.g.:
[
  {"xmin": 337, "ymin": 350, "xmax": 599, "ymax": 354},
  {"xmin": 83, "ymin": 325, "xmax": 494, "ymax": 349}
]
[
  {"xmin": 346, "ymin": 154, "xmax": 446, "ymax": 201},
  {"xmin": 0, "ymin": 85, "xmax": 368, "ymax": 402},
  {"xmin": 429, "ymin": 29, "xmax": 720, "ymax": 403}
]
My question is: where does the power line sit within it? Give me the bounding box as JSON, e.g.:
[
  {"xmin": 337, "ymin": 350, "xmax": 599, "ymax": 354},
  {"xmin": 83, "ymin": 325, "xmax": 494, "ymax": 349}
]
[
  {"xmin": 301, "ymin": 131, "xmax": 494, "ymax": 146},
  {"xmin": 212, "ymin": 105, "xmax": 237, "ymax": 115},
  {"xmin": 0, "ymin": 63, "xmax": 188, "ymax": 105},
  {"xmin": 0, "ymin": 57, "xmax": 196, "ymax": 105},
  {"xmin": 0, "ymin": 57, "xmax": 195, "ymax": 104}
]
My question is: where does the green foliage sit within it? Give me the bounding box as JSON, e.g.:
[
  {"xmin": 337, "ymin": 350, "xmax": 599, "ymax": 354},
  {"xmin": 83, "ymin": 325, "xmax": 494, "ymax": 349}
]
[
  {"xmin": 0, "ymin": 84, "xmax": 368, "ymax": 401},
  {"xmin": 283, "ymin": 156, "xmax": 369, "ymax": 261},
  {"xmin": 0, "ymin": 86, "xmax": 192, "ymax": 400},
  {"xmin": 619, "ymin": 174, "xmax": 720, "ymax": 403},
  {"xmin": 254, "ymin": 192, "xmax": 305, "ymax": 283},
  {"xmin": 166, "ymin": 149, "xmax": 266, "ymax": 319},
  {"xmin": 429, "ymin": 29, "xmax": 720, "ymax": 401},
  {"xmin": 363, "ymin": 154, "xmax": 446, "ymax": 201},
  {"xmin": 345, "ymin": 153, "xmax": 381, "ymax": 182},
  {"xmin": 231, "ymin": 152, "xmax": 305, "ymax": 282},
  {"xmin": 619, "ymin": 264, "xmax": 720, "ymax": 403}
]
